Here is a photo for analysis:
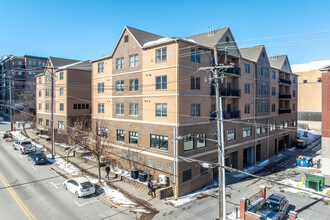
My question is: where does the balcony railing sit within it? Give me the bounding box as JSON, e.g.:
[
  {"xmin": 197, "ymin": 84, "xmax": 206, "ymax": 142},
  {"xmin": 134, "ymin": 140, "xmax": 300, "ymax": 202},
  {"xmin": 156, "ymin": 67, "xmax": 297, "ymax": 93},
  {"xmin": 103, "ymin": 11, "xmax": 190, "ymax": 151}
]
[
  {"xmin": 223, "ymin": 111, "xmax": 240, "ymax": 119},
  {"xmin": 279, "ymin": 93, "xmax": 291, "ymax": 99},
  {"xmin": 221, "ymin": 88, "xmax": 241, "ymax": 97},
  {"xmin": 279, "ymin": 108, "xmax": 291, "ymax": 114},
  {"xmin": 225, "ymin": 67, "xmax": 241, "ymax": 76},
  {"xmin": 279, "ymin": 78, "xmax": 291, "ymax": 85}
]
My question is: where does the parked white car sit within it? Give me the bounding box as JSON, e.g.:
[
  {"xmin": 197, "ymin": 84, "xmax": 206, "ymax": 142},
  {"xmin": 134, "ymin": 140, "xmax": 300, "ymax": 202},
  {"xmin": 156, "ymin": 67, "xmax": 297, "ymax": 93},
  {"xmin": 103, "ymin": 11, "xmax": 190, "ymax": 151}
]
[
  {"xmin": 13, "ymin": 140, "xmax": 36, "ymax": 154},
  {"xmin": 63, "ymin": 177, "xmax": 95, "ymax": 198}
]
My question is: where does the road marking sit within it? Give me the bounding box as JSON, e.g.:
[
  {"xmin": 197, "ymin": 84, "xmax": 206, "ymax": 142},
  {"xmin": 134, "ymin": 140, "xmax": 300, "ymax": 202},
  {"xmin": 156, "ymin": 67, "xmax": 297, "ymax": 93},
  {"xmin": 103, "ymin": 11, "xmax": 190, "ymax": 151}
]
[
  {"xmin": 31, "ymin": 166, "xmax": 37, "ymax": 171},
  {"xmin": 50, "ymin": 182, "xmax": 59, "ymax": 189},
  {"xmin": 74, "ymin": 199, "xmax": 99, "ymax": 207},
  {"xmin": 0, "ymin": 173, "xmax": 37, "ymax": 220}
]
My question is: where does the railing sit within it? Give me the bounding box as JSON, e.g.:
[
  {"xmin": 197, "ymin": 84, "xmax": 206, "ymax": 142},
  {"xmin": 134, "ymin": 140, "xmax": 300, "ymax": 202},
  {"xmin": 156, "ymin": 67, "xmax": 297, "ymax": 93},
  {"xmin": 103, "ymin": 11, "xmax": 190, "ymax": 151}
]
[
  {"xmin": 279, "ymin": 108, "xmax": 291, "ymax": 114},
  {"xmin": 279, "ymin": 93, "xmax": 291, "ymax": 99},
  {"xmin": 279, "ymin": 78, "xmax": 291, "ymax": 85},
  {"xmin": 15, "ymin": 75, "xmax": 26, "ymax": 80},
  {"xmin": 221, "ymin": 88, "xmax": 241, "ymax": 97},
  {"xmin": 223, "ymin": 111, "xmax": 240, "ymax": 119},
  {"xmin": 246, "ymin": 190, "xmax": 262, "ymax": 206},
  {"xmin": 225, "ymin": 67, "xmax": 240, "ymax": 76}
]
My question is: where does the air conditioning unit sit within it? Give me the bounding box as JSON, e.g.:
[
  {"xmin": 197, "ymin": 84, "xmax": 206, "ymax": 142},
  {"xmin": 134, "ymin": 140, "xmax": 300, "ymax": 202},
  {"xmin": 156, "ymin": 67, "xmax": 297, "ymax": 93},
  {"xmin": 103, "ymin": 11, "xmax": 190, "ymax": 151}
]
[{"xmin": 159, "ymin": 174, "xmax": 168, "ymax": 185}]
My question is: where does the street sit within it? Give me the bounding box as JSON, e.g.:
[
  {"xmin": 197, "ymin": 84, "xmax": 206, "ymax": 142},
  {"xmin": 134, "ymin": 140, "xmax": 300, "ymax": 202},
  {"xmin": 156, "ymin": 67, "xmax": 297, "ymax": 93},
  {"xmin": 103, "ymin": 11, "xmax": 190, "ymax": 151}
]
[{"xmin": 0, "ymin": 124, "xmax": 136, "ymax": 220}]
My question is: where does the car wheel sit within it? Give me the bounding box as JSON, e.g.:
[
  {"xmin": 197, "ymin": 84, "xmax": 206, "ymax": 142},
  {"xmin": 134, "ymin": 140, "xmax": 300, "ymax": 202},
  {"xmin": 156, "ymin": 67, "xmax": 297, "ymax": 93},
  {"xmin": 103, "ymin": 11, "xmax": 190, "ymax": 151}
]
[{"xmin": 75, "ymin": 191, "xmax": 80, "ymax": 198}]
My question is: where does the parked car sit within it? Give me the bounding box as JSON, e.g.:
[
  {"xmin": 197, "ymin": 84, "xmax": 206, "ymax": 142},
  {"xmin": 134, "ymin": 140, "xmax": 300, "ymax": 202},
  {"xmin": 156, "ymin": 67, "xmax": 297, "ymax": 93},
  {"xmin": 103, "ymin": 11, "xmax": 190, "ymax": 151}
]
[
  {"xmin": 27, "ymin": 152, "xmax": 48, "ymax": 165},
  {"xmin": 13, "ymin": 140, "xmax": 36, "ymax": 154},
  {"xmin": 296, "ymin": 140, "xmax": 307, "ymax": 149},
  {"xmin": 63, "ymin": 177, "xmax": 95, "ymax": 198},
  {"xmin": 257, "ymin": 194, "xmax": 289, "ymax": 220}
]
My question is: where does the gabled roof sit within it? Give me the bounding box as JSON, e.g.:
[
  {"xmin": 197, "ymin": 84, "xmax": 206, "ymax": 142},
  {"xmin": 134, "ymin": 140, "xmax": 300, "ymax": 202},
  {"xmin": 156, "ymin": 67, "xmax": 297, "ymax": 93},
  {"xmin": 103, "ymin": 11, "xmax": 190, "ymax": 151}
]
[
  {"xmin": 126, "ymin": 26, "xmax": 164, "ymax": 47},
  {"xmin": 239, "ymin": 45, "xmax": 264, "ymax": 62},
  {"xmin": 186, "ymin": 28, "xmax": 228, "ymax": 48},
  {"xmin": 49, "ymin": 57, "xmax": 80, "ymax": 68},
  {"xmin": 57, "ymin": 60, "xmax": 92, "ymax": 71},
  {"xmin": 268, "ymin": 55, "xmax": 292, "ymax": 73}
]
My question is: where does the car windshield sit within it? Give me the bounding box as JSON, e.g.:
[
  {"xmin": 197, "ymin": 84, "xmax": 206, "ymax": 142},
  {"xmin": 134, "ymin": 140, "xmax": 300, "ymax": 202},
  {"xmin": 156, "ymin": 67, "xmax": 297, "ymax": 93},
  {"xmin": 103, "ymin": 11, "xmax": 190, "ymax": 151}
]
[
  {"xmin": 37, "ymin": 154, "xmax": 47, "ymax": 159},
  {"xmin": 22, "ymin": 141, "xmax": 32, "ymax": 145},
  {"xmin": 80, "ymin": 181, "xmax": 93, "ymax": 189},
  {"xmin": 262, "ymin": 200, "xmax": 280, "ymax": 212}
]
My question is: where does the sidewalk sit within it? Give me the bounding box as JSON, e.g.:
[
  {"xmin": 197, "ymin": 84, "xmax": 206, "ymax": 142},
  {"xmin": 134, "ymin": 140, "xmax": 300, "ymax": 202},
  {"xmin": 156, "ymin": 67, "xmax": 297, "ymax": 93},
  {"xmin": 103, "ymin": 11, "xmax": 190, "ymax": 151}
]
[{"xmin": 24, "ymin": 129, "xmax": 165, "ymax": 213}]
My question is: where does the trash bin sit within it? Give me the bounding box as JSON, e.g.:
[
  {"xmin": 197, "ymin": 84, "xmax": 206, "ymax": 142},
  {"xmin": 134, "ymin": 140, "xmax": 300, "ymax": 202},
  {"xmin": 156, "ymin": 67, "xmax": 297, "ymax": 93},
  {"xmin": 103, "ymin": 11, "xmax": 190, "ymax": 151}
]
[
  {"xmin": 138, "ymin": 172, "xmax": 148, "ymax": 182},
  {"xmin": 131, "ymin": 168, "xmax": 140, "ymax": 179},
  {"xmin": 296, "ymin": 156, "xmax": 313, "ymax": 167},
  {"xmin": 305, "ymin": 174, "xmax": 325, "ymax": 192}
]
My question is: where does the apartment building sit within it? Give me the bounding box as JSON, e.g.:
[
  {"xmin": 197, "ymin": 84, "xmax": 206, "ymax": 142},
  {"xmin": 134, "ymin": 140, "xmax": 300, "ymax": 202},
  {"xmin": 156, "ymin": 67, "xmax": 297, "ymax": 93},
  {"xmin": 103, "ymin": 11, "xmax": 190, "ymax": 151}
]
[
  {"xmin": 0, "ymin": 55, "xmax": 47, "ymax": 114},
  {"xmin": 291, "ymin": 60, "xmax": 330, "ymax": 130},
  {"xmin": 92, "ymin": 26, "xmax": 297, "ymax": 196},
  {"xmin": 36, "ymin": 57, "xmax": 92, "ymax": 133}
]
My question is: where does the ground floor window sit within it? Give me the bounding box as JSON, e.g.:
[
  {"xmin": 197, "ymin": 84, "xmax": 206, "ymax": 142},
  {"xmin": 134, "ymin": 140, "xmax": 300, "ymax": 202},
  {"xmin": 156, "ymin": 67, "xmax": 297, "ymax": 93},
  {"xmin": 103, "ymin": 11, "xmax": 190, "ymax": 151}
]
[
  {"xmin": 227, "ymin": 129, "xmax": 236, "ymax": 141},
  {"xmin": 38, "ymin": 118, "xmax": 43, "ymax": 125},
  {"xmin": 46, "ymin": 119, "xmax": 49, "ymax": 127},
  {"xmin": 156, "ymin": 161, "xmax": 163, "ymax": 170},
  {"xmin": 243, "ymin": 126, "xmax": 252, "ymax": 137},
  {"xmin": 182, "ymin": 169, "xmax": 192, "ymax": 182},
  {"xmin": 147, "ymin": 159, "xmax": 153, "ymax": 167},
  {"xmin": 129, "ymin": 131, "xmax": 138, "ymax": 144},
  {"xmin": 117, "ymin": 129, "xmax": 125, "ymax": 142},
  {"xmin": 166, "ymin": 163, "xmax": 173, "ymax": 172},
  {"xmin": 58, "ymin": 121, "xmax": 64, "ymax": 130},
  {"xmin": 97, "ymin": 127, "xmax": 108, "ymax": 138}
]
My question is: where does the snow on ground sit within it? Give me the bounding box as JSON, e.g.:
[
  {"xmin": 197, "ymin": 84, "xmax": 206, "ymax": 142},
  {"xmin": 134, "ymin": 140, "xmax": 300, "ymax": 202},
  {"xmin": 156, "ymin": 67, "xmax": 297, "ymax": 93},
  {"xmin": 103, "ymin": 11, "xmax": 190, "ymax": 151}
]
[
  {"xmin": 10, "ymin": 131, "xmax": 26, "ymax": 140},
  {"xmin": 167, "ymin": 181, "xmax": 218, "ymax": 207},
  {"xmin": 233, "ymin": 159, "xmax": 271, "ymax": 178},
  {"xmin": 287, "ymin": 147, "xmax": 296, "ymax": 152},
  {"xmin": 227, "ymin": 210, "xmax": 240, "ymax": 220},
  {"xmin": 297, "ymin": 130, "xmax": 316, "ymax": 141},
  {"xmin": 50, "ymin": 155, "xmax": 81, "ymax": 176},
  {"xmin": 280, "ymin": 179, "xmax": 330, "ymax": 200}
]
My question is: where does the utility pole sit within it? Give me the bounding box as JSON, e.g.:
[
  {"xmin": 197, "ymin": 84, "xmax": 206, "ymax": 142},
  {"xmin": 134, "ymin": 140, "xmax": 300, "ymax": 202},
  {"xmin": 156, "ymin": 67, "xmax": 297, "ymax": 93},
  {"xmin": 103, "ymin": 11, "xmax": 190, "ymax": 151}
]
[
  {"xmin": 199, "ymin": 47, "xmax": 233, "ymax": 220},
  {"xmin": 9, "ymin": 71, "xmax": 13, "ymax": 131},
  {"xmin": 51, "ymin": 67, "xmax": 55, "ymax": 159}
]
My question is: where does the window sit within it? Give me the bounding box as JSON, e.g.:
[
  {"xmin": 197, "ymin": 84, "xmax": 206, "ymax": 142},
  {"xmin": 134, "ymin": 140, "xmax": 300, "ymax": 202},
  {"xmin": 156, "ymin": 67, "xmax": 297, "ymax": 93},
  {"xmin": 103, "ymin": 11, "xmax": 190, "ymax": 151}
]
[
  {"xmin": 150, "ymin": 134, "xmax": 168, "ymax": 150},
  {"xmin": 117, "ymin": 129, "xmax": 125, "ymax": 142},
  {"xmin": 46, "ymin": 120, "xmax": 49, "ymax": 127},
  {"xmin": 258, "ymin": 85, "xmax": 263, "ymax": 94},
  {"xmin": 244, "ymin": 63, "xmax": 250, "ymax": 73},
  {"xmin": 227, "ymin": 129, "xmax": 236, "ymax": 142},
  {"xmin": 264, "ymin": 104, "xmax": 269, "ymax": 113},
  {"xmin": 73, "ymin": 104, "xmax": 89, "ymax": 109},
  {"xmin": 129, "ymin": 54, "xmax": 139, "ymax": 67},
  {"xmin": 116, "ymin": 103, "xmax": 124, "ymax": 115},
  {"xmin": 97, "ymin": 127, "xmax": 108, "ymax": 138},
  {"xmin": 97, "ymin": 62, "xmax": 104, "ymax": 73},
  {"xmin": 270, "ymin": 122, "xmax": 276, "ymax": 131},
  {"xmin": 39, "ymin": 103, "xmax": 42, "ymax": 110},
  {"xmin": 293, "ymin": 76, "xmax": 296, "ymax": 84},
  {"xmin": 60, "ymin": 88, "xmax": 64, "ymax": 96},
  {"xmin": 58, "ymin": 121, "xmax": 64, "ymax": 130},
  {"xmin": 129, "ymin": 131, "xmax": 138, "ymax": 144},
  {"xmin": 190, "ymin": 48, "xmax": 200, "ymax": 63},
  {"xmin": 303, "ymin": 80, "xmax": 307, "ymax": 83},
  {"xmin": 245, "ymin": 104, "xmax": 250, "ymax": 114},
  {"xmin": 116, "ymin": 80, "xmax": 124, "ymax": 92},
  {"xmin": 182, "ymin": 169, "xmax": 192, "ymax": 182},
  {"xmin": 258, "ymin": 104, "xmax": 263, "ymax": 113},
  {"xmin": 98, "ymin": 103, "xmax": 104, "ymax": 113},
  {"xmin": 60, "ymin": 72, "xmax": 64, "ymax": 80},
  {"xmin": 28, "ymin": 72, "xmax": 32, "ymax": 77},
  {"xmin": 39, "ymin": 77, "xmax": 42, "ymax": 84},
  {"xmin": 156, "ymin": 103, "xmax": 167, "ymax": 117},
  {"xmin": 46, "ymin": 103, "xmax": 49, "ymax": 110},
  {"xmin": 134, "ymin": 155, "xmax": 138, "ymax": 161},
  {"xmin": 272, "ymin": 87, "xmax": 276, "ymax": 96},
  {"xmin": 116, "ymin": 57, "xmax": 124, "ymax": 70},
  {"xmin": 46, "ymin": 75, "xmax": 49, "ymax": 83},
  {"xmin": 156, "ymin": 47, "xmax": 167, "ymax": 63},
  {"xmin": 33, "ymin": 61, "xmax": 36, "ymax": 66},
  {"xmin": 279, "ymin": 121, "xmax": 284, "ymax": 129},
  {"xmin": 272, "ymin": 103, "xmax": 276, "ymax": 112},
  {"xmin": 284, "ymin": 121, "xmax": 288, "ymax": 128},
  {"xmin": 293, "ymin": 90, "xmax": 295, "ymax": 97},
  {"xmin": 243, "ymin": 127, "xmax": 252, "ymax": 137},
  {"xmin": 147, "ymin": 159, "xmax": 153, "ymax": 167},
  {"xmin": 191, "ymin": 104, "xmax": 201, "ymax": 117},
  {"xmin": 38, "ymin": 118, "xmax": 43, "ymax": 125},
  {"xmin": 257, "ymin": 125, "xmax": 266, "ymax": 135},
  {"xmin": 124, "ymin": 35, "xmax": 129, "ymax": 43},
  {"xmin": 29, "ymin": 61, "xmax": 32, "ymax": 67},
  {"xmin": 184, "ymin": 136, "xmax": 194, "ymax": 151},
  {"xmin": 129, "ymin": 79, "xmax": 138, "ymax": 91},
  {"xmin": 156, "ymin": 75, "xmax": 167, "ymax": 90},
  {"xmin": 244, "ymin": 83, "xmax": 250, "ymax": 94},
  {"xmin": 272, "ymin": 71, "xmax": 276, "ymax": 79},
  {"xmin": 258, "ymin": 66, "xmax": 263, "ymax": 76},
  {"xmin": 191, "ymin": 77, "xmax": 200, "ymax": 90},
  {"xmin": 156, "ymin": 161, "xmax": 163, "ymax": 170},
  {"xmin": 98, "ymin": 83, "xmax": 104, "ymax": 93},
  {"xmin": 197, "ymin": 134, "xmax": 206, "ymax": 148},
  {"xmin": 293, "ymin": 104, "xmax": 296, "ymax": 111},
  {"xmin": 129, "ymin": 103, "xmax": 138, "ymax": 115},
  {"xmin": 264, "ymin": 86, "xmax": 269, "ymax": 95},
  {"xmin": 60, "ymin": 103, "xmax": 64, "ymax": 111},
  {"xmin": 226, "ymin": 36, "xmax": 230, "ymax": 43},
  {"xmin": 39, "ymin": 90, "xmax": 42, "ymax": 97},
  {"xmin": 264, "ymin": 68, "xmax": 269, "ymax": 77},
  {"xmin": 166, "ymin": 163, "xmax": 173, "ymax": 172},
  {"xmin": 46, "ymin": 89, "xmax": 50, "ymax": 96}
]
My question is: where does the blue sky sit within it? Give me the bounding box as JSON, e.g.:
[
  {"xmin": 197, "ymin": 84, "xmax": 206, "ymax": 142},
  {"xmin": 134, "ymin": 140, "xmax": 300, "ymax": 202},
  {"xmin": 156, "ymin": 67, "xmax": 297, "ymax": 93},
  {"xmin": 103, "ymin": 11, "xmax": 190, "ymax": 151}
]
[{"xmin": 1, "ymin": 0, "xmax": 330, "ymax": 64}]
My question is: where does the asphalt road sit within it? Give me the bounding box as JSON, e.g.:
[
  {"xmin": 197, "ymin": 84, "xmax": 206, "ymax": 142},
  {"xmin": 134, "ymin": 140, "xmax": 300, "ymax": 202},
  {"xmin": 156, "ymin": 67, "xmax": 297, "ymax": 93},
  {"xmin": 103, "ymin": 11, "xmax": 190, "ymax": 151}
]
[{"xmin": 0, "ymin": 124, "xmax": 136, "ymax": 220}]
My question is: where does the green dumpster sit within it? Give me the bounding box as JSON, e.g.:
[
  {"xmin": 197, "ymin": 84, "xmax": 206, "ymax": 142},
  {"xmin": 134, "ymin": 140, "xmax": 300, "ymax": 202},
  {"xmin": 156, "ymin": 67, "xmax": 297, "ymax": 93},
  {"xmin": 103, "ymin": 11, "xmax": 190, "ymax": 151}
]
[{"xmin": 305, "ymin": 174, "xmax": 325, "ymax": 192}]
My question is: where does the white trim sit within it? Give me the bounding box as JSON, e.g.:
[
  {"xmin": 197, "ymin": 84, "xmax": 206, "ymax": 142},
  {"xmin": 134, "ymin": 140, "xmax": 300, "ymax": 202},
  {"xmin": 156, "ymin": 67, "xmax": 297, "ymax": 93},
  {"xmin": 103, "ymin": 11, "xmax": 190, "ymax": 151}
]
[
  {"xmin": 37, "ymin": 112, "xmax": 90, "ymax": 117},
  {"xmin": 93, "ymin": 117, "xmax": 176, "ymax": 126}
]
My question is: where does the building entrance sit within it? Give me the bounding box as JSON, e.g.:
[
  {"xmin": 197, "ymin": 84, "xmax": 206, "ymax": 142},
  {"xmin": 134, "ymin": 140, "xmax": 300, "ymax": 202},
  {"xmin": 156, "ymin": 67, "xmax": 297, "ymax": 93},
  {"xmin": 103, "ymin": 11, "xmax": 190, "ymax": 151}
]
[{"xmin": 243, "ymin": 146, "xmax": 254, "ymax": 168}]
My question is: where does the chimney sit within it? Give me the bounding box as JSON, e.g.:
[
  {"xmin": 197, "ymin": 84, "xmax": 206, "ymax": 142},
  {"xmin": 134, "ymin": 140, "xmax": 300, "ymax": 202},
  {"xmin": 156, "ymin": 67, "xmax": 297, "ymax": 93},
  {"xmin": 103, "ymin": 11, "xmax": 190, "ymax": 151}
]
[
  {"xmin": 240, "ymin": 198, "xmax": 247, "ymax": 220},
  {"xmin": 260, "ymin": 185, "xmax": 266, "ymax": 199}
]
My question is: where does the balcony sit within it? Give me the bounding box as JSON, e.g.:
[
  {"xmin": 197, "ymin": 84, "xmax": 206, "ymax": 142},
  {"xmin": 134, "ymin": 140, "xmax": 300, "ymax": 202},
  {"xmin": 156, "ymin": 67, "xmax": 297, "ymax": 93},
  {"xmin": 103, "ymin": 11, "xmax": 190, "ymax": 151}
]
[
  {"xmin": 224, "ymin": 67, "xmax": 241, "ymax": 76},
  {"xmin": 15, "ymin": 75, "xmax": 26, "ymax": 81},
  {"xmin": 221, "ymin": 88, "xmax": 241, "ymax": 97},
  {"xmin": 223, "ymin": 111, "xmax": 240, "ymax": 119},
  {"xmin": 279, "ymin": 93, "xmax": 291, "ymax": 99},
  {"xmin": 279, "ymin": 78, "xmax": 291, "ymax": 85},
  {"xmin": 279, "ymin": 108, "xmax": 291, "ymax": 114}
]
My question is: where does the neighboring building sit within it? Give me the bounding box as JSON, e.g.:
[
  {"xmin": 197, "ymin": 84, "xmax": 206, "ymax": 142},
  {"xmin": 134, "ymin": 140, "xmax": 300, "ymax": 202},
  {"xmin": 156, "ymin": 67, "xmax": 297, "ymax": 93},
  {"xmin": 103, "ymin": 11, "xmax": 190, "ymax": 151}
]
[
  {"xmin": 36, "ymin": 57, "xmax": 92, "ymax": 133},
  {"xmin": 320, "ymin": 64, "xmax": 330, "ymax": 175},
  {"xmin": 91, "ymin": 26, "xmax": 297, "ymax": 196},
  {"xmin": 291, "ymin": 60, "xmax": 330, "ymax": 130},
  {"xmin": 0, "ymin": 55, "xmax": 48, "ymax": 114}
]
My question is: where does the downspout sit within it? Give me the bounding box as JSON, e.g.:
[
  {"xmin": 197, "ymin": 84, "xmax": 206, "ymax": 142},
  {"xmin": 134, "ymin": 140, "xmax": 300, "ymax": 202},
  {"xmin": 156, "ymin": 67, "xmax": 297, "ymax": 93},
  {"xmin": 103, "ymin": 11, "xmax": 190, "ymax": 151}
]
[
  {"xmin": 254, "ymin": 64, "xmax": 257, "ymax": 165},
  {"xmin": 174, "ymin": 39, "xmax": 179, "ymax": 199}
]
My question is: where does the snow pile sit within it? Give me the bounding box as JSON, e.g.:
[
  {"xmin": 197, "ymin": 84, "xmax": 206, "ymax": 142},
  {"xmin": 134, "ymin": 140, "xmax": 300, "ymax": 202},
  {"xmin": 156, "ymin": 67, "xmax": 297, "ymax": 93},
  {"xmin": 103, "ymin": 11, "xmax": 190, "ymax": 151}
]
[
  {"xmin": 297, "ymin": 130, "xmax": 315, "ymax": 141},
  {"xmin": 233, "ymin": 159, "xmax": 271, "ymax": 178},
  {"xmin": 143, "ymin": 38, "xmax": 172, "ymax": 47},
  {"xmin": 51, "ymin": 155, "xmax": 81, "ymax": 176},
  {"xmin": 227, "ymin": 210, "xmax": 240, "ymax": 220},
  {"xmin": 287, "ymin": 147, "xmax": 296, "ymax": 152},
  {"xmin": 280, "ymin": 178, "xmax": 330, "ymax": 200},
  {"xmin": 101, "ymin": 182, "xmax": 136, "ymax": 207},
  {"xmin": 10, "ymin": 131, "xmax": 26, "ymax": 140}
]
